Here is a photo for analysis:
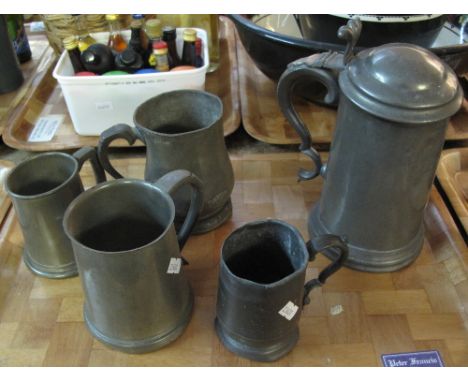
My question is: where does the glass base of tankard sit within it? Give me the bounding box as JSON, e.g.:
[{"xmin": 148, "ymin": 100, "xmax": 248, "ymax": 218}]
[
  {"xmin": 83, "ymin": 288, "xmax": 194, "ymax": 354},
  {"xmin": 22, "ymin": 250, "xmax": 78, "ymax": 279},
  {"xmin": 184, "ymin": 198, "xmax": 233, "ymax": 235},
  {"xmin": 215, "ymin": 317, "xmax": 299, "ymax": 362},
  {"xmin": 309, "ymin": 205, "xmax": 424, "ymax": 273}
]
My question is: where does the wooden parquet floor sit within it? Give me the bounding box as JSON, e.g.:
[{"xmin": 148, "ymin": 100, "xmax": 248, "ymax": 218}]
[{"xmin": 0, "ymin": 152, "xmax": 467, "ymax": 366}]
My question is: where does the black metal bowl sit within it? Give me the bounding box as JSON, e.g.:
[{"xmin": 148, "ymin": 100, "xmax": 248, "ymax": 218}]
[
  {"xmin": 297, "ymin": 14, "xmax": 446, "ymax": 48},
  {"xmin": 229, "ymin": 14, "xmax": 468, "ymax": 81}
]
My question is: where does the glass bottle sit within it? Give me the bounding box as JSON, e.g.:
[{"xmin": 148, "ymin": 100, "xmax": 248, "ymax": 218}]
[
  {"xmin": 106, "ymin": 14, "xmax": 127, "ymax": 53},
  {"xmin": 162, "ymin": 26, "xmax": 181, "ymax": 69},
  {"xmin": 6, "ymin": 14, "xmax": 31, "ymax": 63},
  {"xmin": 157, "ymin": 14, "xmax": 219, "ymax": 72},
  {"xmin": 73, "ymin": 14, "xmax": 96, "ymax": 52},
  {"xmin": 131, "ymin": 14, "xmax": 148, "ymax": 53},
  {"xmin": 115, "ymin": 48, "xmax": 144, "ymax": 73},
  {"xmin": 195, "ymin": 37, "xmax": 204, "ymax": 68},
  {"xmin": 144, "ymin": 19, "xmax": 162, "ymax": 67},
  {"xmin": 63, "ymin": 36, "xmax": 86, "ymax": 74},
  {"xmin": 181, "ymin": 28, "xmax": 197, "ymax": 67},
  {"xmin": 81, "ymin": 43, "xmax": 115, "ymax": 75},
  {"xmin": 153, "ymin": 41, "xmax": 169, "ymax": 72},
  {"xmin": 129, "ymin": 20, "xmax": 144, "ymax": 55}
]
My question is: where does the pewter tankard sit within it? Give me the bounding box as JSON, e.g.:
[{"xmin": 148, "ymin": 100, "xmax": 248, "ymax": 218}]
[
  {"xmin": 277, "ymin": 18, "xmax": 463, "ymax": 272},
  {"xmin": 63, "ymin": 170, "xmax": 203, "ymax": 353},
  {"xmin": 98, "ymin": 89, "xmax": 234, "ymax": 234},
  {"xmin": 215, "ymin": 219, "xmax": 348, "ymax": 362},
  {"xmin": 5, "ymin": 147, "xmax": 105, "ymax": 278}
]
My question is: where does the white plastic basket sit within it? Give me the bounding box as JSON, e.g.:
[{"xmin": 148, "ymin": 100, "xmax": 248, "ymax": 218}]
[{"xmin": 53, "ymin": 28, "xmax": 209, "ymax": 136}]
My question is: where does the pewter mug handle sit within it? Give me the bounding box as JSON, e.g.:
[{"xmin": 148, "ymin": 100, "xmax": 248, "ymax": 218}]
[
  {"xmin": 277, "ymin": 18, "xmax": 362, "ymax": 182},
  {"xmin": 72, "ymin": 146, "xmax": 106, "ymax": 184},
  {"xmin": 97, "ymin": 123, "xmax": 145, "ymax": 179},
  {"xmin": 302, "ymin": 234, "xmax": 348, "ymax": 306},
  {"xmin": 154, "ymin": 169, "xmax": 204, "ymax": 261}
]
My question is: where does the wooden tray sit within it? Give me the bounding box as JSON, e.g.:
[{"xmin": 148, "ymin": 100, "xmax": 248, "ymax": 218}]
[
  {"xmin": 437, "ymin": 148, "xmax": 468, "ymax": 235},
  {"xmin": 0, "ymin": 160, "xmax": 14, "ymax": 226},
  {"xmin": 237, "ymin": 39, "xmax": 468, "ymax": 145},
  {"xmin": 0, "ymin": 34, "xmax": 54, "ymax": 136},
  {"xmin": 237, "ymin": 39, "xmax": 336, "ymax": 146},
  {"xmin": 0, "ymin": 152, "xmax": 467, "ymax": 366},
  {"xmin": 2, "ymin": 16, "xmax": 240, "ymax": 152}
]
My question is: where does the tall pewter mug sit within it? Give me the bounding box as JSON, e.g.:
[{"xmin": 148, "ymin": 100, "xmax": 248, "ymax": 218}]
[
  {"xmin": 215, "ymin": 219, "xmax": 348, "ymax": 362},
  {"xmin": 63, "ymin": 170, "xmax": 203, "ymax": 353},
  {"xmin": 5, "ymin": 147, "xmax": 105, "ymax": 278},
  {"xmin": 277, "ymin": 18, "xmax": 463, "ymax": 272},
  {"xmin": 98, "ymin": 89, "xmax": 234, "ymax": 234}
]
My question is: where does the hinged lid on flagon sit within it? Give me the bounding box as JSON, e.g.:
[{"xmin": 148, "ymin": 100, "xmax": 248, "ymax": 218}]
[{"xmin": 339, "ymin": 43, "xmax": 463, "ymax": 123}]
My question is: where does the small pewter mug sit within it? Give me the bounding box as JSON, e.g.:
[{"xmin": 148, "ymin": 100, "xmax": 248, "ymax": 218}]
[
  {"xmin": 98, "ymin": 89, "xmax": 235, "ymax": 234},
  {"xmin": 215, "ymin": 219, "xmax": 348, "ymax": 362},
  {"xmin": 277, "ymin": 18, "xmax": 463, "ymax": 272},
  {"xmin": 63, "ymin": 170, "xmax": 203, "ymax": 353},
  {"xmin": 5, "ymin": 147, "xmax": 105, "ymax": 278}
]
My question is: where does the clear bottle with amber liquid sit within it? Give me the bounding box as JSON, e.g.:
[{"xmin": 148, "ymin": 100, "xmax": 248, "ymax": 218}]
[{"xmin": 106, "ymin": 14, "xmax": 127, "ymax": 53}]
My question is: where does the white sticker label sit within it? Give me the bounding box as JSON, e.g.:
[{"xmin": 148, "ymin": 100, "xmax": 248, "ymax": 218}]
[
  {"xmin": 167, "ymin": 258, "xmax": 182, "ymax": 274},
  {"xmin": 95, "ymin": 101, "xmax": 113, "ymax": 111},
  {"xmin": 278, "ymin": 301, "xmax": 299, "ymax": 321},
  {"xmin": 28, "ymin": 115, "xmax": 63, "ymax": 142}
]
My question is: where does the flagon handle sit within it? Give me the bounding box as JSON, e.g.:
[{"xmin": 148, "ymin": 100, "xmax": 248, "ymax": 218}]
[{"xmin": 277, "ymin": 51, "xmax": 343, "ymax": 182}]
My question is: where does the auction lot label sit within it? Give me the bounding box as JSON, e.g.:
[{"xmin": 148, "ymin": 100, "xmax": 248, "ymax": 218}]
[{"xmin": 381, "ymin": 350, "xmax": 444, "ymax": 367}]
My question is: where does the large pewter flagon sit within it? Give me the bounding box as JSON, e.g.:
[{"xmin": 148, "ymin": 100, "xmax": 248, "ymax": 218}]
[{"xmin": 277, "ymin": 18, "xmax": 463, "ymax": 272}]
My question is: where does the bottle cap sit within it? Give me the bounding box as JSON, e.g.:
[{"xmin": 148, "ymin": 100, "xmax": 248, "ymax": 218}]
[
  {"xmin": 120, "ymin": 49, "xmax": 137, "ymax": 65},
  {"xmin": 135, "ymin": 68, "xmax": 159, "ymax": 74},
  {"xmin": 63, "ymin": 36, "xmax": 79, "ymax": 50},
  {"xmin": 105, "ymin": 14, "xmax": 119, "ymax": 21},
  {"xmin": 183, "ymin": 28, "xmax": 197, "ymax": 42},
  {"xmin": 75, "ymin": 71, "xmax": 97, "ymax": 77},
  {"xmin": 145, "ymin": 19, "xmax": 162, "ymax": 39},
  {"xmin": 162, "ymin": 26, "xmax": 177, "ymax": 41},
  {"xmin": 132, "ymin": 14, "xmax": 144, "ymax": 20},
  {"xmin": 102, "ymin": 70, "xmax": 129, "ymax": 76},
  {"xmin": 170, "ymin": 65, "xmax": 196, "ymax": 72},
  {"xmin": 153, "ymin": 41, "xmax": 167, "ymax": 50}
]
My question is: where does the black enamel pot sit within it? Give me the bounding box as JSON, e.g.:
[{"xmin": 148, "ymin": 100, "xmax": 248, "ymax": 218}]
[
  {"xmin": 228, "ymin": 14, "xmax": 468, "ymax": 82},
  {"xmin": 296, "ymin": 14, "xmax": 446, "ymax": 48}
]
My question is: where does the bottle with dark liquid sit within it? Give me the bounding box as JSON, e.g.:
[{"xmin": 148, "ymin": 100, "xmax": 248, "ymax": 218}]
[
  {"xmin": 162, "ymin": 26, "xmax": 181, "ymax": 69},
  {"xmin": 195, "ymin": 37, "xmax": 204, "ymax": 68},
  {"xmin": 128, "ymin": 19, "xmax": 144, "ymax": 55},
  {"xmin": 106, "ymin": 14, "xmax": 127, "ymax": 53},
  {"xmin": 6, "ymin": 14, "xmax": 31, "ymax": 63},
  {"xmin": 181, "ymin": 28, "xmax": 197, "ymax": 67},
  {"xmin": 132, "ymin": 14, "xmax": 148, "ymax": 50},
  {"xmin": 63, "ymin": 36, "xmax": 86, "ymax": 74}
]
